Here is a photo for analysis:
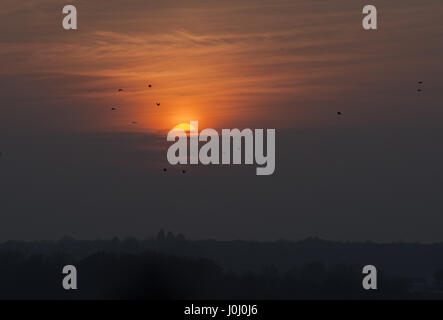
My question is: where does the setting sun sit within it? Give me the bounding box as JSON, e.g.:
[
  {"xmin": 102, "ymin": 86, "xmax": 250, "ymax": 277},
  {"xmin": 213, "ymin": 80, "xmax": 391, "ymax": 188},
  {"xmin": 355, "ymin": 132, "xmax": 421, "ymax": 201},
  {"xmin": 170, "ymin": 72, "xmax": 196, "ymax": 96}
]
[{"xmin": 173, "ymin": 122, "xmax": 197, "ymax": 133}]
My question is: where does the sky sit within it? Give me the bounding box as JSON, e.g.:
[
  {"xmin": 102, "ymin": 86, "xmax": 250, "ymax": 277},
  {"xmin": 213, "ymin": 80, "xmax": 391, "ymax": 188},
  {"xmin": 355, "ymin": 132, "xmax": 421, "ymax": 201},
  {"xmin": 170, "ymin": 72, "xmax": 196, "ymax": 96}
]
[{"xmin": 0, "ymin": 0, "xmax": 443, "ymax": 242}]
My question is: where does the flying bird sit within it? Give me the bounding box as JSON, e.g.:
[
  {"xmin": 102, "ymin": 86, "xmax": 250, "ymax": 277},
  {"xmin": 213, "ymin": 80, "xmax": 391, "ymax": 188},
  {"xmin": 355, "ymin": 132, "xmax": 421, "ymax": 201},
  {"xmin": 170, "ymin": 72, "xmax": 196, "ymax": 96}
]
[
  {"xmin": 156, "ymin": 102, "xmax": 161, "ymax": 106},
  {"xmin": 182, "ymin": 170, "xmax": 186, "ymax": 174},
  {"xmin": 418, "ymin": 81, "xmax": 423, "ymax": 84},
  {"xmin": 417, "ymin": 89, "xmax": 422, "ymax": 92},
  {"xmin": 148, "ymin": 84, "xmax": 152, "ymax": 88},
  {"xmin": 111, "ymin": 107, "xmax": 117, "ymax": 111},
  {"xmin": 337, "ymin": 112, "xmax": 342, "ymax": 115},
  {"xmin": 118, "ymin": 88, "xmax": 123, "ymax": 92},
  {"xmin": 163, "ymin": 168, "xmax": 167, "ymax": 172}
]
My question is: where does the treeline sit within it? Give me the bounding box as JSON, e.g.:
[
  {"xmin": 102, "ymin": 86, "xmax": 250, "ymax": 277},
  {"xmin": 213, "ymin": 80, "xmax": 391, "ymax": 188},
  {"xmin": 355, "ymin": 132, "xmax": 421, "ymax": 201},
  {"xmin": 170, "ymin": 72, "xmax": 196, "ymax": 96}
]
[
  {"xmin": 2, "ymin": 233, "xmax": 443, "ymax": 299},
  {"xmin": 2, "ymin": 232, "xmax": 443, "ymax": 278},
  {"xmin": 0, "ymin": 249, "xmax": 421, "ymax": 299}
]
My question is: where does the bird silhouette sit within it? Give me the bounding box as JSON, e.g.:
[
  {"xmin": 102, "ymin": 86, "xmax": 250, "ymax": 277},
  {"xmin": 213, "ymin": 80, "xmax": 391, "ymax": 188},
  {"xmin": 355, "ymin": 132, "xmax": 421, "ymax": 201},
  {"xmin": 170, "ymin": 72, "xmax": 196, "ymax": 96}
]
[
  {"xmin": 118, "ymin": 88, "xmax": 123, "ymax": 92},
  {"xmin": 163, "ymin": 168, "xmax": 167, "ymax": 172},
  {"xmin": 417, "ymin": 89, "xmax": 422, "ymax": 92},
  {"xmin": 418, "ymin": 81, "xmax": 423, "ymax": 84},
  {"xmin": 148, "ymin": 84, "xmax": 152, "ymax": 88},
  {"xmin": 111, "ymin": 107, "xmax": 116, "ymax": 111},
  {"xmin": 182, "ymin": 170, "xmax": 186, "ymax": 174},
  {"xmin": 337, "ymin": 112, "xmax": 342, "ymax": 115},
  {"xmin": 156, "ymin": 102, "xmax": 160, "ymax": 106}
]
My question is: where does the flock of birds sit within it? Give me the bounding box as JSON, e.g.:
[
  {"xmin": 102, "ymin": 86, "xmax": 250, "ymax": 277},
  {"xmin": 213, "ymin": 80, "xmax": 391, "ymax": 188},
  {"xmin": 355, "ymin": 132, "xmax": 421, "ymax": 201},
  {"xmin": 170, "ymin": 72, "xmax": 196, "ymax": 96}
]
[
  {"xmin": 112, "ymin": 82, "xmax": 185, "ymax": 174},
  {"xmin": 0, "ymin": 81, "xmax": 426, "ymax": 168},
  {"xmin": 163, "ymin": 168, "xmax": 186, "ymax": 174},
  {"xmin": 334, "ymin": 81, "xmax": 423, "ymax": 116},
  {"xmin": 112, "ymin": 83, "xmax": 160, "ymax": 116}
]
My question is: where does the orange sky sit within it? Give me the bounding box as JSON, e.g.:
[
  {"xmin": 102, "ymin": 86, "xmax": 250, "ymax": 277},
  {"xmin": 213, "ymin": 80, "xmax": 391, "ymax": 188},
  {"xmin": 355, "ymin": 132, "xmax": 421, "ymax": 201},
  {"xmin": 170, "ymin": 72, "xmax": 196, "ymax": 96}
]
[{"xmin": 1, "ymin": 0, "xmax": 443, "ymax": 134}]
